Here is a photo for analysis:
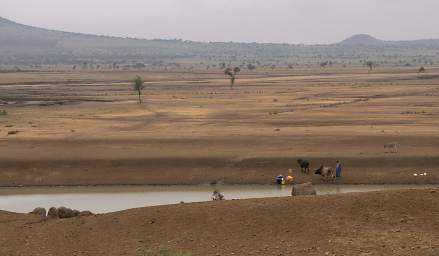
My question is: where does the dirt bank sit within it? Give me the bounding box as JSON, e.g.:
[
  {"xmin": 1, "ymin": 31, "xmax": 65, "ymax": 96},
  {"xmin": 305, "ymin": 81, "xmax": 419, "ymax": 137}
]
[{"xmin": 0, "ymin": 189, "xmax": 438, "ymax": 255}]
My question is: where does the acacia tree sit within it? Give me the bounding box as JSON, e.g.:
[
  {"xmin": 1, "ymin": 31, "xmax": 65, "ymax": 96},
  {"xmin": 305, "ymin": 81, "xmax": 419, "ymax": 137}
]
[
  {"xmin": 365, "ymin": 61, "xmax": 375, "ymax": 71},
  {"xmin": 133, "ymin": 76, "xmax": 145, "ymax": 104},
  {"xmin": 224, "ymin": 67, "xmax": 241, "ymax": 89}
]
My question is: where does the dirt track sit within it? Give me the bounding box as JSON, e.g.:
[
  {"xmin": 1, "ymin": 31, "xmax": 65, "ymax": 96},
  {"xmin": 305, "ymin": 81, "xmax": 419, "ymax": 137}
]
[
  {"xmin": 0, "ymin": 68, "xmax": 439, "ymax": 186},
  {"xmin": 0, "ymin": 189, "xmax": 438, "ymax": 256}
]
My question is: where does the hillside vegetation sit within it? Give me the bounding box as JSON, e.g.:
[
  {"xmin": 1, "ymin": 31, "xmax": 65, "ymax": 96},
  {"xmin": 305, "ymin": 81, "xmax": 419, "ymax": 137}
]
[{"xmin": 2, "ymin": 17, "xmax": 439, "ymax": 68}]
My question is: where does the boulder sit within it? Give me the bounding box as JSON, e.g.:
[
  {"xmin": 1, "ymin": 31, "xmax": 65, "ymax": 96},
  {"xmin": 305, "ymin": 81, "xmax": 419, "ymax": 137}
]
[
  {"xmin": 56, "ymin": 207, "xmax": 93, "ymax": 218},
  {"xmin": 292, "ymin": 182, "xmax": 317, "ymax": 196},
  {"xmin": 29, "ymin": 207, "xmax": 46, "ymax": 217},
  {"xmin": 47, "ymin": 207, "xmax": 58, "ymax": 218},
  {"xmin": 72, "ymin": 210, "xmax": 80, "ymax": 217},
  {"xmin": 57, "ymin": 206, "xmax": 75, "ymax": 219},
  {"xmin": 79, "ymin": 211, "xmax": 94, "ymax": 217}
]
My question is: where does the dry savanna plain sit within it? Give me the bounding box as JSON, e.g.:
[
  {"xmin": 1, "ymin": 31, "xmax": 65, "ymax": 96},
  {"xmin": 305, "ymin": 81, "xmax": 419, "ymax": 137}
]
[
  {"xmin": 0, "ymin": 67, "xmax": 438, "ymax": 186},
  {"xmin": 1, "ymin": 68, "xmax": 439, "ymax": 255}
]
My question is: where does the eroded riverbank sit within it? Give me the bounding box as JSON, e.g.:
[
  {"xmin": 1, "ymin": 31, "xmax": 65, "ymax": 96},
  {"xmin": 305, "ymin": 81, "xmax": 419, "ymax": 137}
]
[{"xmin": 1, "ymin": 189, "xmax": 438, "ymax": 255}]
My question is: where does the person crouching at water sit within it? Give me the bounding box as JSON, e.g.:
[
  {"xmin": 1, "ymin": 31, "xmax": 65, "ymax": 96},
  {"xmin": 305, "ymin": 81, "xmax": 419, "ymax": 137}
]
[
  {"xmin": 286, "ymin": 175, "xmax": 294, "ymax": 184},
  {"xmin": 335, "ymin": 160, "xmax": 343, "ymax": 178},
  {"xmin": 276, "ymin": 174, "xmax": 285, "ymax": 185}
]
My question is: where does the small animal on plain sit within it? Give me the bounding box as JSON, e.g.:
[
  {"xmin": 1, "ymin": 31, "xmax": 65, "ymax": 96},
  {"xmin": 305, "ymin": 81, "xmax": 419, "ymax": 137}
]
[
  {"xmin": 384, "ymin": 142, "xmax": 398, "ymax": 153},
  {"xmin": 314, "ymin": 165, "xmax": 336, "ymax": 182},
  {"xmin": 297, "ymin": 159, "xmax": 310, "ymax": 174}
]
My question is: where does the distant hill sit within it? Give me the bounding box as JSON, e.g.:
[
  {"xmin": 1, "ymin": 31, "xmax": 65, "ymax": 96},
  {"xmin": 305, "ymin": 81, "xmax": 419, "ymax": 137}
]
[
  {"xmin": 1, "ymin": 16, "xmax": 439, "ymax": 66},
  {"xmin": 338, "ymin": 33, "xmax": 439, "ymax": 48},
  {"xmin": 338, "ymin": 34, "xmax": 386, "ymax": 46}
]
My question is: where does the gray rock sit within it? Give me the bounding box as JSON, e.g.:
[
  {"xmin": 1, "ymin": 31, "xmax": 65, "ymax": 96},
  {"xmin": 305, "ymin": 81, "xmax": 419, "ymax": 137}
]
[
  {"xmin": 47, "ymin": 207, "xmax": 59, "ymax": 218},
  {"xmin": 29, "ymin": 207, "xmax": 46, "ymax": 217},
  {"xmin": 292, "ymin": 182, "xmax": 317, "ymax": 196},
  {"xmin": 56, "ymin": 207, "xmax": 93, "ymax": 218},
  {"xmin": 57, "ymin": 206, "xmax": 75, "ymax": 218},
  {"xmin": 72, "ymin": 210, "xmax": 80, "ymax": 217},
  {"xmin": 78, "ymin": 210, "xmax": 94, "ymax": 217}
]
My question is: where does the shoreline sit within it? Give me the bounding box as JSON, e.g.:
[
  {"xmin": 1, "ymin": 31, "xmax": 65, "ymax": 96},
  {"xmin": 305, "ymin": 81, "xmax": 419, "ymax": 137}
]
[{"xmin": 0, "ymin": 181, "xmax": 439, "ymax": 189}]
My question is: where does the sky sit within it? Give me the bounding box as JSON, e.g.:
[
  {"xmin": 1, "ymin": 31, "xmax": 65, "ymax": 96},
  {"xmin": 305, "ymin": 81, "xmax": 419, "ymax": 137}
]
[{"xmin": 2, "ymin": 0, "xmax": 439, "ymax": 44}]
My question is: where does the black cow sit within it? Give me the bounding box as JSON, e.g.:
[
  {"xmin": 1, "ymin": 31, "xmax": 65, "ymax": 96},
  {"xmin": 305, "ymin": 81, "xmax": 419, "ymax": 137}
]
[{"xmin": 297, "ymin": 159, "xmax": 310, "ymax": 174}]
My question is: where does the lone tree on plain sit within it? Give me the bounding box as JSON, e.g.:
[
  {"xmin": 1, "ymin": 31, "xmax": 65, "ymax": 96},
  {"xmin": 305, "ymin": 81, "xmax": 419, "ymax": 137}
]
[
  {"xmin": 320, "ymin": 61, "xmax": 328, "ymax": 68},
  {"xmin": 365, "ymin": 61, "xmax": 375, "ymax": 71},
  {"xmin": 133, "ymin": 76, "xmax": 145, "ymax": 104},
  {"xmin": 419, "ymin": 66, "xmax": 426, "ymax": 73},
  {"xmin": 224, "ymin": 67, "xmax": 241, "ymax": 89}
]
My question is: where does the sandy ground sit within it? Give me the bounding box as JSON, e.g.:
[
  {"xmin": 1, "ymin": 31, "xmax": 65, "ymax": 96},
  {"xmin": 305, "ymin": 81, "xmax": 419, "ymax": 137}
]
[
  {"xmin": 0, "ymin": 68, "xmax": 439, "ymax": 185},
  {"xmin": 0, "ymin": 189, "xmax": 438, "ymax": 256}
]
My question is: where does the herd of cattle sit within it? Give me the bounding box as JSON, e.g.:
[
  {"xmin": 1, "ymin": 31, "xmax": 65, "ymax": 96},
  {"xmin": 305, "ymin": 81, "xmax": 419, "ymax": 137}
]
[{"xmin": 297, "ymin": 159, "xmax": 336, "ymax": 182}]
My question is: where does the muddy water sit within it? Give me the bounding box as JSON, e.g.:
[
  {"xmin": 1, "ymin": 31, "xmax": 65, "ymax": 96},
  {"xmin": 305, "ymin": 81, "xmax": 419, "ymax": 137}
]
[{"xmin": 0, "ymin": 184, "xmax": 436, "ymax": 214}]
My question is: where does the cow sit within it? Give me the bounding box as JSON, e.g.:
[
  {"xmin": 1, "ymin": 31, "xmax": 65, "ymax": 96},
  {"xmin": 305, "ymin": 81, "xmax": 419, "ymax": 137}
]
[
  {"xmin": 297, "ymin": 159, "xmax": 310, "ymax": 174},
  {"xmin": 314, "ymin": 165, "xmax": 336, "ymax": 182}
]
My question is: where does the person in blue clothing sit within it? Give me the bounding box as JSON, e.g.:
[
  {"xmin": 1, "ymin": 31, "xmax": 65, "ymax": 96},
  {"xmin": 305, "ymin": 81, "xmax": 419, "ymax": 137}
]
[
  {"xmin": 276, "ymin": 174, "xmax": 284, "ymax": 185},
  {"xmin": 335, "ymin": 160, "xmax": 342, "ymax": 178}
]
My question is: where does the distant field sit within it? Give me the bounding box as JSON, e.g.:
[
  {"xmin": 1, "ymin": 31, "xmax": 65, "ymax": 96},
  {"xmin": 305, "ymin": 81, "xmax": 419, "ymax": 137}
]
[{"xmin": 0, "ymin": 68, "xmax": 438, "ymax": 186}]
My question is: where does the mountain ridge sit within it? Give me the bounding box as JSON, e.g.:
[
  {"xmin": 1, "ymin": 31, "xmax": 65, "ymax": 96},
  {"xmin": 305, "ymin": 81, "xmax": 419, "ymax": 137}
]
[
  {"xmin": 3, "ymin": 16, "xmax": 439, "ymax": 46},
  {"xmin": 1, "ymin": 16, "xmax": 439, "ymax": 65}
]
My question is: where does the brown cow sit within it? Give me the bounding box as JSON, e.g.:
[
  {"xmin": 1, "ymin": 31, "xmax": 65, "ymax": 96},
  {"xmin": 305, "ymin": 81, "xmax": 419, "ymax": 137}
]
[{"xmin": 314, "ymin": 165, "xmax": 336, "ymax": 182}]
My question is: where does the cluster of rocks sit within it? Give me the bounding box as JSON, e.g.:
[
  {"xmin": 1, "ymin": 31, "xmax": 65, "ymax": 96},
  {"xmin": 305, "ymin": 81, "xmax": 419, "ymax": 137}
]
[{"xmin": 29, "ymin": 207, "xmax": 94, "ymax": 219}]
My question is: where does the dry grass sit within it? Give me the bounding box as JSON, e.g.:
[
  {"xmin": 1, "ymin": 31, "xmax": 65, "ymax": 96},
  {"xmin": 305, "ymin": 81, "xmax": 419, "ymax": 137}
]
[{"xmin": 0, "ymin": 68, "xmax": 438, "ymax": 185}]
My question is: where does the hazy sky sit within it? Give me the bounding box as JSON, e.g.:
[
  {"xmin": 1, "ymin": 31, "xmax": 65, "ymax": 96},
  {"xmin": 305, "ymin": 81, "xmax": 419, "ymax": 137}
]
[{"xmin": 2, "ymin": 0, "xmax": 439, "ymax": 44}]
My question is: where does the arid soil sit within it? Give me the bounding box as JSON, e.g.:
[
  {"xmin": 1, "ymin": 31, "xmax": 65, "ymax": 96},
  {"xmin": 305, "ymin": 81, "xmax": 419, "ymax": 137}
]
[
  {"xmin": 1, "ymin": 68, "xmax": 439, "ymax": 185},
  {"xmin": 0, "ymin": 189, "xmax": 438, "ymax": 256}
]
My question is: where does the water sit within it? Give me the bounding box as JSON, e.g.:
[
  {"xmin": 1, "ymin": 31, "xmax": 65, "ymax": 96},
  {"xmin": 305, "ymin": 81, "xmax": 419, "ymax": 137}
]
[{"xmin": 0, "ymin": 184, "xmax": 436, "ymax": 214}]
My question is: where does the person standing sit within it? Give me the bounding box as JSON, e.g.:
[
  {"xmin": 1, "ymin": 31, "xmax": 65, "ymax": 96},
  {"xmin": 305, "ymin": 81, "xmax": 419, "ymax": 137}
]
[{"xmin": 335, "ymin": 160, "xmax": 343, "ymax": 178}]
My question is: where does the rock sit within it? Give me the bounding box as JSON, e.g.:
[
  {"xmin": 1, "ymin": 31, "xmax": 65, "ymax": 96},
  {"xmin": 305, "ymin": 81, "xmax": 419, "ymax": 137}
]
[
  {"xmin": 73, "ymin": 210, "xmax": 81, "ymax": 217},
  {"xmin": 29, "ymin": 207, "xmax": 46, "ymax": 217},
  {"xmin": 58, "ymin": 207, "xmax": 75, "ymax": 218},
  {"xmin": 292, "ymin": 182, "xmax": 317, "ymax": 196},
  {"xmin": 79, "ymin": 210, "xmax": 94, "ymax": 217},
  {"xmin": 43, "ymin": 206, "xmax": 94, "ymax": 219},
  {"xmin": 47, "ymin": 207, "xmax": 59, "ymax": 218}
]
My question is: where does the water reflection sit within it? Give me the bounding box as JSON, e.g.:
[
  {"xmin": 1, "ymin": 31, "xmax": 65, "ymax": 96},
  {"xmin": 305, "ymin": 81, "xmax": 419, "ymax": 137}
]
[{"xmin": 0, "ymin": 184, "xmax": 436, "ymax": 214}]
